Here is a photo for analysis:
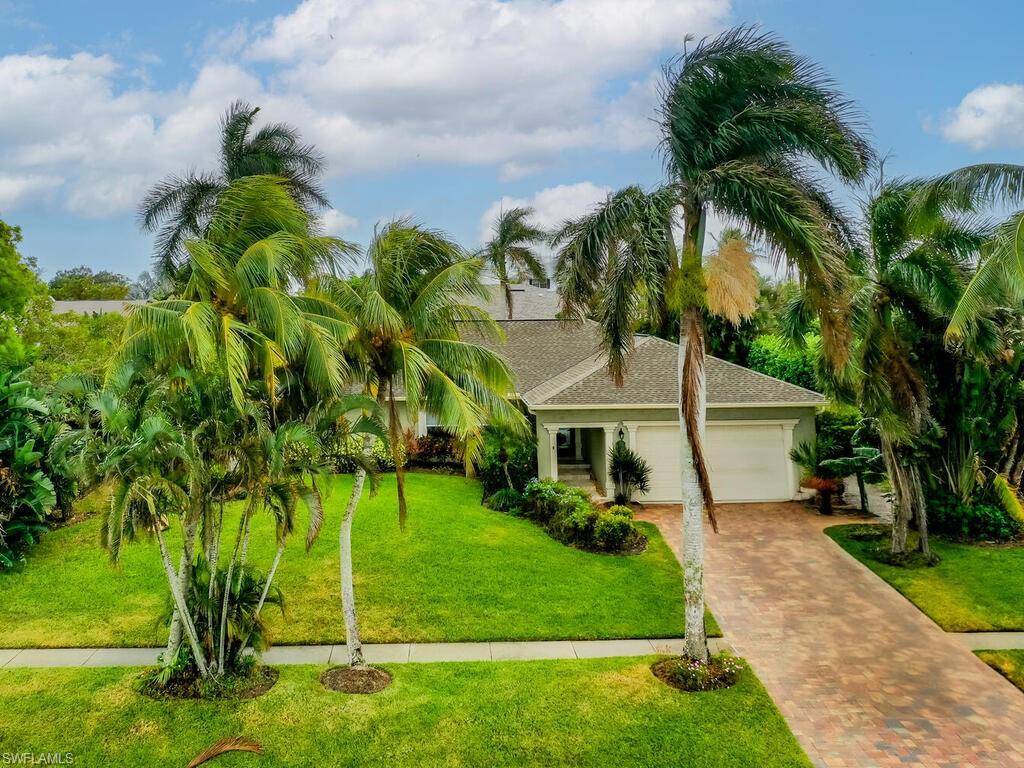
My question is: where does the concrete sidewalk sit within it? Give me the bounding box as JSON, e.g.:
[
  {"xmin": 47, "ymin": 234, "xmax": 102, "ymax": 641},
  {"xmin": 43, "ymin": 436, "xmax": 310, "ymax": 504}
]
[{"xmin": 0, "ymin": 637, "xmax": 731, "ymax": 668}]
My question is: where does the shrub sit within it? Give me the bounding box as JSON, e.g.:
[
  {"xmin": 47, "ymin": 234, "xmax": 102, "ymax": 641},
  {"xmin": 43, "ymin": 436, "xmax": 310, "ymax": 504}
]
[
  {"xmin": 594, "ymin": 509, "xmax": 640, "ymax": 552},
  {"xmin": 928, "ymin": 496, "xmax": 1021, "ymax": 541},
  {"xmin": 485, "ymin": 488, "xmax": 524, "ymax": 514},
  {"xmin": 326, "ymin": 434, "xmax": 406, "ymax": 473},
  {"xmin": 653, "ymin": 653, "xmax": 743, "ymax": 692},
  {"xmin": 815, "ymin": 408, "xmax": 861, "ymax": 463},
  {"xmin": 476, "ymin": 427, "xmax": 537, "ymax": 496},
  {"xmin": 608, "ymin": 441, "xmax": 651, "ymax": 504},
  {"xmin": 520, "ymin": 479, "xmax": 646, "ymax": 553},
  {"xmin": 748, "ymin": 334, "xmax": 819, "ymax": 391},
  {"xmin": 407, "ymin": 432, "xmax": 463, "ymax": 471}
]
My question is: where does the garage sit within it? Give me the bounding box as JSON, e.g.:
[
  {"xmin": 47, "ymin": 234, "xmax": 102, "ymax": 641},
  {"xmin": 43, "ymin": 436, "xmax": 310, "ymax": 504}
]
[{"xmin": 633, "ymin": 421, "xmax": 798, "ymax": 503}]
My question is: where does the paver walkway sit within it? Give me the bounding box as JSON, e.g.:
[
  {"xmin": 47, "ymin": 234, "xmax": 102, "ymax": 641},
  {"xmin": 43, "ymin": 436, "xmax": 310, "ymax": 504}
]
[
  {"xmin": 0, "ymin": 637, "xmax": 730, "ymax": 668},
  {"xmin": 638, "ymin": 502, "xmax": 1024, "ymax": 768}
]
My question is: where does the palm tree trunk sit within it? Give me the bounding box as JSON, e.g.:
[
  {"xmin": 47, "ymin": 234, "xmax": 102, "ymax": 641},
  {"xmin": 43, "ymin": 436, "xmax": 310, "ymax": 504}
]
[
  {"xmin": 910, "ymin": 464, "xmax": 930, "ymax": 558},
  {"xmin": 340, "ymin": 435, "xmax": 375, "ymax": 668},
  {"xmin": 677, "ymin": 203, "xmax": 713, "ymax": 663},
  {"xmin": 166, "ymin": 518, "xmax": 198, "ymax": 659},
  {"xmin": 856, "ymin": 472, "xmax": 870, "ymax": 514},
  {"xmin": 255, "ymin": 538, "xmax": 286, "ymax": 618},
  {"xmin": 236, "ymin": 513, "xmax": 251, "ymax": 590},
  {"xmin": 388, "ymin": 381, "xmax": 408, "ymax": 529},
  {"xmin": 881, "ymin": 436, "xmax": 911, "ymax": 555},
  {"xmin": 156, "ymin": 526, "xmax": 208, "ymax": 678},
  {"xmin": 218, "ymin": 508, "xmax": 248, "ymax": 675}
]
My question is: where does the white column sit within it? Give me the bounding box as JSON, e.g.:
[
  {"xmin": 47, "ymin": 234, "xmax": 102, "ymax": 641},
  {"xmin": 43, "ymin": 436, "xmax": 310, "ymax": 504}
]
[
  {"xmin": 602, "ymin": 425, "xmax": 617, "ymax": 501},
  {"xmin": 545, "ymin": 426, "xmax": 561, "ymax": 482},
  {"xmin": 782, "ymin": 423, "xmax": 798, "ymax": 499},
  {"xmin": 416, "ymin": 410, "xmax": 427, "ymax": 437}
]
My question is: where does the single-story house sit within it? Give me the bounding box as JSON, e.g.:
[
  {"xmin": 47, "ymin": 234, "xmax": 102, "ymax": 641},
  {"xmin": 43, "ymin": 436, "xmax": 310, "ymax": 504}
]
[
  {"xmin": 460, "ymin": 317, "xmax": 824, "ymax": 504},
  {"xmin": 54, "ymin": 287, "xmax": 825, "ymax": 503}
]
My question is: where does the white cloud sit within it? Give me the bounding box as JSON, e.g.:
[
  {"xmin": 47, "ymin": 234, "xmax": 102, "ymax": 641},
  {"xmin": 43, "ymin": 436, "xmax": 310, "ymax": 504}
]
[
  {"xmin": 320, "ymin": 207, "xmax": 358, "ymax": 234},
  {"xmin": 941, "ymin": 83, "xmax": 1024, "ymax": 150},
  {"xmin": 0, "ymin": 173, "xmax": 63, "ymax": 208},
  {"xmin": 0, "ymin": 0, "xmax": 730, "ymax": 218}
]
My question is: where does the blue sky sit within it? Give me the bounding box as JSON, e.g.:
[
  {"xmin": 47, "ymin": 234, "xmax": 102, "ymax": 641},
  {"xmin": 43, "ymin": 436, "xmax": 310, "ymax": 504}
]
[{"xmin": 1, "ymin": 0, "xmax": 1022, "ymax": 280}]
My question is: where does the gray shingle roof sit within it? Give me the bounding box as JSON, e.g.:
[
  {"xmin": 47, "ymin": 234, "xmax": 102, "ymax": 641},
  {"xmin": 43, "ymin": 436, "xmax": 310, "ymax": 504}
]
[
  {"xmin": 472, "ymin": 320, "xmax": 824, "ymax": 407},
  {"xmin": 474, "ymin": 284, "xmax": 561, "ymax": 320}
]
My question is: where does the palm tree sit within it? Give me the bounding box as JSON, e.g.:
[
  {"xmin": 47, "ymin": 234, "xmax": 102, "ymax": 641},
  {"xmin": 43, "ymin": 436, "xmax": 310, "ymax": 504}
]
[
  {"xmin": 555, "ymin": 27, "xmax": 871, "ymax": 662},
  {"xmin": 479, "ymin": 207, "xmax": 548, "ymax": 318},
  {"xmin": 118, "ymin": 175, "xmax": 358, "ymax": 410},
  {"xmin": 140, "ymin": 100, "xmax": 330, "ymax": 280},
  {"xmin": 835, "ymin": 179, "xmax": 987, "ymax": 559},
  {"xmin": 314, "ymin": 220, "xmax": 527, "ymax": 667}
]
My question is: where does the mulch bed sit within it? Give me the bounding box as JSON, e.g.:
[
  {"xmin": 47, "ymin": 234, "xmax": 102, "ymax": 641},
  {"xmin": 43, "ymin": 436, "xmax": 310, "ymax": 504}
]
[
  {"xmin": 139, "ymin": 665, "xmax": 279, "ymax": 701},
  {"xmin": 650, "ymin": 656, "xmax": 740, "ymax": 693},
  {"xmin": 320, "ymin": 666, "xmax": 392, "ymax": 694}
]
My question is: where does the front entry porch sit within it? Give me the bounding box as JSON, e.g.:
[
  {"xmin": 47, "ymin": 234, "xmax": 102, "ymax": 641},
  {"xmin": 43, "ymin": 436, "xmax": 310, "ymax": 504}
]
[{"xmin": 541, "ymin": 423, "xmax": 634, "ymax": 500}]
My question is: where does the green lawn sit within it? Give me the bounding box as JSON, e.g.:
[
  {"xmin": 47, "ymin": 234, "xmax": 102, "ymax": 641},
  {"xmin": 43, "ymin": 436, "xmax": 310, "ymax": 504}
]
[
  {"xmin": 0, "ymin": 658, "xmax": 809, "ymax": 768},
  {"xmin": 977, "ymin": 649, "xmax": 1024, "ymax": 693},
  {"xmin": 0, "ymin": 472, "xmax": 714, "ymax": 648},
  {"xmin": 826, "ymin": 524, "xmax": 1024, "ymax": 631}
]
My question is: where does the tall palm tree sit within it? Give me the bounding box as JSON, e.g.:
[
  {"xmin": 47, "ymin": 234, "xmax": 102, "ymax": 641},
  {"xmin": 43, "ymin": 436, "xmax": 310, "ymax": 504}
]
[
  {"xmin": 479, "ymin": 207, "xmax": 548, "ymax": 318},
  {"xmin": 314, "ymin": 220, "xmax": 527, "ymax": 667},
  {"xmin": 140, "ymin": 100, "xmax": 330, "ymax": 280},
  {"xmin": 555, "ymin": 27, "xmax": 872, "ymax": 662},
  {"xmin": 118, "ymin": 175, "xmax": 358, "ymax": 410},
  {"xmin": 816, "ymin": 179, "xmax": 987, "ymax": 559}
]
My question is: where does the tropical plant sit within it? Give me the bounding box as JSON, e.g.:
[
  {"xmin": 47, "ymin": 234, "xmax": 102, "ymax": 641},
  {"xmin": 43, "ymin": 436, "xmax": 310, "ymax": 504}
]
[
  {"xmin": 117, "ymin": 175, "xmax": 358, "ymax": 409},
  {"xmin": 554, "ymin": 27, "xmax": 871, "ymax": 660},
  {"xmin": 478, "ymin": 206, "xmax": 547, "ymax": 318},
  {"xmin": 0, "ymin": 369, "xmax": 58, "ymax": 568},
  {"xmin": 476, "ymin": 424, "xmax": 537, "ymax": 496},
  {"xmin": 608, "ymin": 439, "xmax": 652, "ymax": 504},
  {"xmin": 314, "ymin": 220, "xmax": 527, "ymax": 667},
  {"xmin": 790, "ymin": 440, "xmax": 842, "ymax": 515},
  {"xmin": 821, "ymin": 446, "xmax": 885, "ymax": 514},
  {"xmin": 48, "ymin": 266, "xmax": 130, "ymax": 300},
  {"xmin": 139, "ymin": 100, "xmax": 330, "ymax": 280}
]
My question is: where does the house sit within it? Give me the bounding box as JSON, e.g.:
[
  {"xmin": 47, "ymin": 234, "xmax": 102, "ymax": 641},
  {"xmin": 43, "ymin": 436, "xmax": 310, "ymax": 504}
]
[
  {"xmin": 462, "ymin": 314, "xmax": 824, "ymax": 504},
  {"xmin": 53, "ymin": 286, "xmax": 825, "ymax": 503}
]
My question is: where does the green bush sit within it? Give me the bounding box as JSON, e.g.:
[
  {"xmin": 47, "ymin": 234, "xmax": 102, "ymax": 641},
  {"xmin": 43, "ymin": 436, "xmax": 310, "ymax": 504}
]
[
  {"xmin": 485, "ymin": 488, "xmax": 524, "ymax": 514},
  {"xmin": 476, "ymin": 427, "xmax": 537, "ymax": 496},
  {"xmin": 928, "ymin": 496, "xmax": 1020, "ymax": 541},
  {"xmin": 815, "ymin": 408, "xmax": 861, "ymax": 463},
  {"xmin": 521, "ymin": 480, "xmax": 646, "ymax": 553},
  {"xmin": 326, "ymin": 435, "xmax": 406, "ymax": 473},
  {"xmin": 408, "ymin": 433, "xmax": 463, "ymax": 471},
  {"xmin": 608, "ymin": 441, "xmax": 651, "ymax": 504},
  {"xmin": 747, "ymin": 334, "xmax": 819, "ymax": 391}
]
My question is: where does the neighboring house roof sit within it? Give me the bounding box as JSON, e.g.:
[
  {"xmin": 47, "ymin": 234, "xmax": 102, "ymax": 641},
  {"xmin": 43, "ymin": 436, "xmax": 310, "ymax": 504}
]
[
  {"xmin": 475, "ymin": 284, "xmax": 561, "ymax": 320},
  {"xmin": 51, "ymin": 300, "xmax": 143, "ymax": 314},
  {"xmin": 470, "ymin": 320, "xmax": 825, "ymax": 409}
]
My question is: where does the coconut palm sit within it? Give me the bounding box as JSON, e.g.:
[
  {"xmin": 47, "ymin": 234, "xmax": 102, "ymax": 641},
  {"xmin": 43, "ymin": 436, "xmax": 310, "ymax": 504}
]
[
  {"xmin": 479, "ymin": 206, "xmax": 548, "ymax": 318},
  {"xmin": 555, "ymin": 27, "xmax": 872, "ymax": 661},
  {"xmin": 314, "ymin": 220, "xmax": 527, "ymax": 667},
  {"xmin": 117, "ymin": 175, "xmax": 358, "ymax": 410},
  {"xmin": 140, "ymin": 100, "xmax": 330, "ymax": 280}
]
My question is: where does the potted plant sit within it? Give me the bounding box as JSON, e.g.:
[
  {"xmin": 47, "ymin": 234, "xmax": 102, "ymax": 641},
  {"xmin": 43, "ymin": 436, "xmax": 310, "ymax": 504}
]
[
  {"xmin": 790, "ymin": 440, "xmax": 842, "ymax": 515},
  {"xmin": 608, "ymin": 439, "xmax": 652, "ymax": 505}
]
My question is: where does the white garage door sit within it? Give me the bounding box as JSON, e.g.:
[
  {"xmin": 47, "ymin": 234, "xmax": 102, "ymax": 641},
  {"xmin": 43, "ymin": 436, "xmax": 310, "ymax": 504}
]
[{"xmin": 634, "ymin": 422, "xmax": 794, "ymax": 503}]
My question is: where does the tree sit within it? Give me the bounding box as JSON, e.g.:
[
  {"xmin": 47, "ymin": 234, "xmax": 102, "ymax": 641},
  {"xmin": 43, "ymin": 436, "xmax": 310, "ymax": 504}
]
[
  {"xmin": 479, "ymin": 207, "xmax": 547, "ymax": 318},
  {"xmin": 0, "ymin": 220, "xmax": 45, "ymax": 368},
  {"xmin": 555, "ymin": 27, "xmax": 871, "ymax": 661},
  {"xmin": 315, "ymin": 220, "xmax": 527, "ymax": 667},
  {"xmin": 139, "ymin": 101, "xmax": 329, "ymax": 281},
  {"xmin": 48, "ymin": 266, "xmax": 130, "ymax": 300},
  {"xmin": 19, "ymin": 300, "xmax": 125, "ymax": 387}
]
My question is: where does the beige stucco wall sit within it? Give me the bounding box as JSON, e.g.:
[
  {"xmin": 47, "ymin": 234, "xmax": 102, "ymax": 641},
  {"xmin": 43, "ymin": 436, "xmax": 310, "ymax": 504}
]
[{"xmin": 535, "ymin": 405, "xmax": 819, "ymax": 485}]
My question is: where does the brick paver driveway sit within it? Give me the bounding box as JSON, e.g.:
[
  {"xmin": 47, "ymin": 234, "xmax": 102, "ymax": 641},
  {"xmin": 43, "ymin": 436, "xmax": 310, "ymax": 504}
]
[{"xmin": 638, "ymin": 502, "xmax": 1024, "ymax": 768}]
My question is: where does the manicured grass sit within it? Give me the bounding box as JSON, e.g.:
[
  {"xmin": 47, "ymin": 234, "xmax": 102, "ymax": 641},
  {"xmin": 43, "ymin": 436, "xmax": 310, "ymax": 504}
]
[
  {"xmin": 0, "ymin": 658, "xmax": 810, "ymax": 767},
  {"xmin": 977, "ymin": 650, "xmax": 1024, "ymax": 692},
  {"xmin": 826, "ymin": 524, "xmax": 1024, "ymax": 631},
  {"xmin": 0, "ymin": 472, "xmax": 715, "ymax": 647}
]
